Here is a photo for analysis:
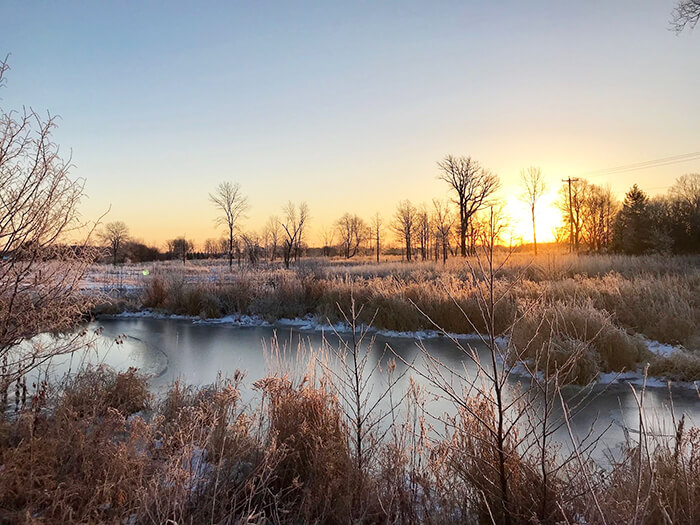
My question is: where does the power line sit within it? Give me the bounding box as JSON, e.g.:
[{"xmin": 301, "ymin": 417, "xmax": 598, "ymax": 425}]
[
  {"xmin": 642, "ymin": 184, "xmax": 673, "ymax": 192},
  {"xmin": 584, "ymin": 151, "xmax": 700, "ymax": 175},
  {"xmin": 580, "ymin": 150, "xmax": 700, "ymax": 178}
]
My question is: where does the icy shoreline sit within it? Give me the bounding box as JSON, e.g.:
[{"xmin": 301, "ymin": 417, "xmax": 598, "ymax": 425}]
[
  {"xmin": 99, "ymin": 310, "xmax": 696, "ymax": 389},
  {"xmin": 100, "ymin": 309, "xmax": 494, "ymax": 341}
]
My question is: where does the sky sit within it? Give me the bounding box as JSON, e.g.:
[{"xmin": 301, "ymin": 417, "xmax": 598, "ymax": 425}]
[{"xmin": 1, "ymin": 1, "xmax": 699, "ymax": 247}]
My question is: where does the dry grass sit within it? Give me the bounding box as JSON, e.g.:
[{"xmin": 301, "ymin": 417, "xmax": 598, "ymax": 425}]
[
  {"xmin": 3, "ymin": 363, "xmax": 699, "ymax": 524},
  {"xmin": 255, "ymin": 375, "xmax": 354, "ymax": 523},
  {"xmin": 0, "ymin": 368, "xmax": 155, "ymax": 524},
  {"xmin": 648, "ymin": 351, "xmax": 700, "ymax": 382},
  {"xmin": 511, "ymin": 301, "xmax": 649, "ymax": 384},
  {"xmin": 60, "ymin": 365, "xmax": 151, "ymax": 417},
  {"xmin": 595, "ymin": 416, "xmax": 700, "ymax": 524}
]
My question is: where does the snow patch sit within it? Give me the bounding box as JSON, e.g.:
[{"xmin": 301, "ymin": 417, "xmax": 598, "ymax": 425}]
[
  {"xmin": 195, "ymin": 313, "xmax": 270, "ymax": 327},
  {"xmin": 106, "ymin": 310, "xmax": 198, "ymax": 321},
  {"xmin": 642, "ymin": 337, "xmax": 682, "ymax": 358}
]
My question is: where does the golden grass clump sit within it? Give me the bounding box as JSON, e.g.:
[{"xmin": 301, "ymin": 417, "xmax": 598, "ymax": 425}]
[
  {"xmin": 648, "ymin": 350, "xmax": 700, "ymax": 382},
  {"xmin": 255, "ymin": 375, "xmax": 354, "ymax": 523},
  {"xmin": 511, "ymin": 301, "xmax": 649, "ymax": 384},
  {"xmin": 59, "ymin": 365, "xmax": 151, "ymax": 417},
  {"xmin": 0, "ymin": 369, "xmax": 154, "ymax": 524},
  {"xmin": 538, "ymin": 272, "xmax": 700, "ymax": 346},
  {"xmin": 425, "ymin": 395, "xmax": 579, "ymax": 524}
]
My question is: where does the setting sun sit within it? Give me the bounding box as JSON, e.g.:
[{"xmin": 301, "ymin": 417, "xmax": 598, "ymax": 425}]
[{"xmin": 505, "ymin": 187, "xmax": 562, "ymax": 245}]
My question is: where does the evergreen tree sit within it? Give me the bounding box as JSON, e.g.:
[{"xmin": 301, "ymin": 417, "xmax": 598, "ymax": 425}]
[{"xmin": 613, "ymin": 184, "xmax": 653, "ymax": 254}]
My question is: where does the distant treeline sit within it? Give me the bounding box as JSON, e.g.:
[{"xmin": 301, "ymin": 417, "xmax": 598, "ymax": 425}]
[
  {"xmin": 93, "ymin": 239, "xmax": 410, "ymax": 265},
  {"xmin": 559, "ymin": 174, "xmax": 700, "ymax": 255},
  {"xmin": 96, "ymin": 168, "xmax": 700, "ymax": 266}
]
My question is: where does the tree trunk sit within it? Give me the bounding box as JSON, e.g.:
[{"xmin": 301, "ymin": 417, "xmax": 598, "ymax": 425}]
[
  {"xmin": 375, "ymin": 231, "xmax": 380, "ymax": 263},
  {"xmin": 532, "ymin": 206, "xmax": 538, "ymax": 256},
  {"xmin": 228, "ymin": 227, "xmax": 233, "ymax": 270},
  {"xmin": 457, "ymin": 195, "xmax": 467, "ymax": 257}
]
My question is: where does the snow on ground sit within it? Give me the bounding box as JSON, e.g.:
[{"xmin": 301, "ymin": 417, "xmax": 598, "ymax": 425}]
[
  {"xmin": 597, "ymin": 371, "xmax": 671, "ymax": 389},
  {"xmin": 643, "ymin": 337, "xmax": 682, "ymax": 358},
  {"xmin": 195, "ymin": 314, "xmax": 271, "ymax": 327}
]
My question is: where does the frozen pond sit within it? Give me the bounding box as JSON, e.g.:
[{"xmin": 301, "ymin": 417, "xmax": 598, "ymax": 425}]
[{"xmin": 35, "ymin": 316, "xmax": 700, "ymax": 463}]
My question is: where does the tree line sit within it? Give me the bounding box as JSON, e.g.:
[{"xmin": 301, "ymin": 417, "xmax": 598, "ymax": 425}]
[
  {"xmin": 98, "ymin": 157, "xmax": 700, "ymax": 266},
  {"xmin": 555, "ymin": 174, "xmax": 700, "ymax": 255}
]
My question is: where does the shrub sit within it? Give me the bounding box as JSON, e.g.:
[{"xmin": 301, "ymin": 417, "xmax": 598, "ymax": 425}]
[
  {"xmin": 648, "ymin": 351, "xmax": 700, "ymax": 382},
  {"xmin": 60, "ymin": 365, "xmax": 150, "ymax": 417},
  {"xmin": 142, "ymin": 275, "xmax": 168, "ymax": 308},
  {"xmin": 511, "ymin": 301, "xmax": 649, "ymax": 382},
  {"xmin": 255, "ymin": 376, "xmax": 354, "ymax": 523}
]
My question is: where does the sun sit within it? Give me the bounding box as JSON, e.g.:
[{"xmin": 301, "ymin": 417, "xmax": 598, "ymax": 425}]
[{"xmin": 504, "ymin": 190, "xmax": 562, "ymax": 245}]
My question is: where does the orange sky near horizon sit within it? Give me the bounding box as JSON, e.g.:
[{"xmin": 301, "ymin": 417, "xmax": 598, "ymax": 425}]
[{"xmin": 78, "ymin": 157, "xmax": 699, "ymax": 249}]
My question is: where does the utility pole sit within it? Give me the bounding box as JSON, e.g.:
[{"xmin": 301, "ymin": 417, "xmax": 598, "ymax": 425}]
[
  {"xmin": 375, "ymin": 226, "xmax": 380, "ymax": 263},
  {"xmin": 562, "ymin": 177, "xmax": 579, "ymax": 253}
]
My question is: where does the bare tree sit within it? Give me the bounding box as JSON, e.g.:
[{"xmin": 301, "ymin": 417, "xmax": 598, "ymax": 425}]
[
  {"xmin": 0, "ymin": 57, "xmax": 98, "ymax": 391},
  {"xmin": 280, "ymin": 202, "xmax": 309, "ymax": 269},
  {"xmin": 209, "ymin": 181, "xmax": 249, "ymax": 270},
  {"xmin": 262, "ymin": 216, "xmax": 280, "ymax": 262},
  {"xmin": 320, "ymin": 225, "xmax": 335, "ymax": 257},
  {"xmin": 370, "ymin": 212, "xmax": 383, "ymax": 263},
  {"xmin": 168, "ymin": 237, "xmax": 193, "ymax": 265},
  {"xmin": 437, "ymin": 155, "xmax": 500, "ymax": 256},
  {"xmin": 392, "ymin": 200, "xmax": 416, "ymax": 262},
  {"xmin": 672, "ymin": 0, "xmax": 700, "ymax": 32},
  {"xmin": 416, "ymin": 204, "xmax": 431, "ymax": 261},
  {"xmin": 216, "ymin": 237, "xmax": 229, "ymax": 256},
  {"xmin": 581, "ymin": 184, "xmax": 617, "ymax": 252},
  {"xmin": 99, "ymin": 221, "xmax": 129, "ymax": 265},
  {"xmin": 670, "ymin": 173, "xmax": 700, "ymax": 206},
  {"xmin": 240, "ymin": 231, "xmax": 263, "ymax": 265},
  {"xmin": 294, "ymin": 203, "xmax": 309, "ymax": 262},
  {"xmin": 557, "ymin": 179, "xmax": 587, "ymax": 252},
  {"xmin": 335, "ymin": 213, "xmax": 368, "ymax": 259},
  {"xmin": 431, "ymin": 199, "xmax": 454, "ymax": 264},
  {"xmin": 519, "ymin": 167, "xmax": 547, "ymax": 255},
  {"xmin": 203, "ymin": 238, "xmax": 220, "ymax": 257}
]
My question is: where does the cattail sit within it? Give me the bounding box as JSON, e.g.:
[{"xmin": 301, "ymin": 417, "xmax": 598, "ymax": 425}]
[
  {"xmin": 21, "ymin": 376, "xmax": 26, "ymax": 409},
  {"xmin": 14, "ymin": 377, "xmax": 20, "ymax": 413},
  {"xmin": 1, "ymin": 355, "xmax": 7, "ymax": 408},
  {"xmin": 674, "ymin": 415, "xmax": 686, "ymax": 466}
]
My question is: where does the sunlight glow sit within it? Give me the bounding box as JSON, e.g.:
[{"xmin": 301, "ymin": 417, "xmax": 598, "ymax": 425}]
[{"xmin": 505, "ymin": 189, "xmax": 562, "ymax": 245}]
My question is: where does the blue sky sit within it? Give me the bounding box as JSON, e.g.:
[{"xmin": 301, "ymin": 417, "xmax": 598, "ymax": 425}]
[{"xmin": 2, "ymin": 1, "xmax": 698, "ymax": 244}]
